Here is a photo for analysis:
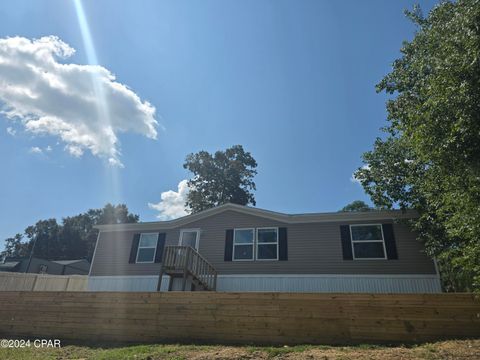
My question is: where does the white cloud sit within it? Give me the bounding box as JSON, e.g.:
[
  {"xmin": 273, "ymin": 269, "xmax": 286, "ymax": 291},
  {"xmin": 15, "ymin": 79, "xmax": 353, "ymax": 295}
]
[
  {"xmin": 351, "ymin": 164, "xmax": 370, "ymax": 184},
  {"xmin": 28, "ymin": 145, "xmax": 53, "ymax": 155},
  {"xmin": 148, "ymin": 180, "xmax": 191, "ymax": 220},
  {"xmin": 6, "ymin": 127, "xmax": 16, "ymax": 136},
  {"xmin": 29, "ymin": 146, "xmax": 43, "ymax": 154},
  {"xmin": 0, "ymin": 36, "xmax": 158, "ymax": 167}
]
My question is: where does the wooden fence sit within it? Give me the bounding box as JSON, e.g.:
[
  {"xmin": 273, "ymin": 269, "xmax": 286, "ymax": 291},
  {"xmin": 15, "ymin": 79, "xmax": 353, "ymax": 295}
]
[
  {"xmin": 0, "ymin": 292, "xmax": 478, "ymax": 345},
  {"xmin": 0, "ymin": 273, "xmax": 87, "ymax": 291}
]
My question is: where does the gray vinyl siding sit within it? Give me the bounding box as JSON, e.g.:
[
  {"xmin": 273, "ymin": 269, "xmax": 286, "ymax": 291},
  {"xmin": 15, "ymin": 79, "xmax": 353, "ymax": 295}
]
[
  {"xmin": 90, "ymin": 230, "xmax": 165, "ymax": 276},
  {"xmin": 90, "ymin": 210, "xmax": 436, "ymax": 276}
]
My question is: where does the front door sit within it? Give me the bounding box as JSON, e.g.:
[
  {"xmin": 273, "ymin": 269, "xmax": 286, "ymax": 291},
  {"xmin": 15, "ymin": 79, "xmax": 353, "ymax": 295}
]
[{"xmin": 179, "ymin": 229, "xmax": 200, "ymax": 250}]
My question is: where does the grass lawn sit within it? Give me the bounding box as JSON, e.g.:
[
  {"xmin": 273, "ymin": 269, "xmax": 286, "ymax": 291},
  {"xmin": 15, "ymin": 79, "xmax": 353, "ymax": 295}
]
[{"xmin": 0, "ymin": 339, "xmax": 478, "ymax": 360}]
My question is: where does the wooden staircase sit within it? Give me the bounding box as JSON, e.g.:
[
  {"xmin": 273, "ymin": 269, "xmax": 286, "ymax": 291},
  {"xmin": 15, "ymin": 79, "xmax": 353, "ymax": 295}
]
[{"xmin": 157, "ymin": 246, "xmax": 217, "ymax": 291}]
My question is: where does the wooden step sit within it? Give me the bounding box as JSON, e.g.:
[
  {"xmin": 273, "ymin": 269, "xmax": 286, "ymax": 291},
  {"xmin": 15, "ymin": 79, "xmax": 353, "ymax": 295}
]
[{"xmin": 157, "ymin": 246, "xmax": 218, "ymax": 292}]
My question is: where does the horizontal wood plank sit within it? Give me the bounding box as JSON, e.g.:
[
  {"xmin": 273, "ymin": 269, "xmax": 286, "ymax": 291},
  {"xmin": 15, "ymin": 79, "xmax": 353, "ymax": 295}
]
[{"xmin": 0, "ymin": 291, "xmax": 478, "ymax": 345}]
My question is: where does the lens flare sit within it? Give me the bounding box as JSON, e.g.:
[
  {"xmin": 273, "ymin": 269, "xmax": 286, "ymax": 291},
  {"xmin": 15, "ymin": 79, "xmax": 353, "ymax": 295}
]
[{"xmin": 73, "ymin": 0, "xmax": 122, "ymax": 203}]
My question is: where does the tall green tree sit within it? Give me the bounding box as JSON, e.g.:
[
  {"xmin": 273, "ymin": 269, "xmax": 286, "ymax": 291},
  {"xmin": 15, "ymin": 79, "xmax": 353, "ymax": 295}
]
[
  {"xmin": 24, "ymin": 219, "xmax": 61, "ymax": 260},
  {"xmin": 355, "ymin": 1, "xmax": 480, "ymax": 291},
  {"xmin": 183, "ymin": 145, "xmax": 258, "ymax": 213},
  {"xmin": 2, "ymin": 234, "xmax": 29, "ymax": 259},
  {"xmin": 1, "ymin": 204, "xmax": 139, "ymax": 261},
  {"xmin": 340, "ymin": 200, "xmax": 373, "ymax": 212}
]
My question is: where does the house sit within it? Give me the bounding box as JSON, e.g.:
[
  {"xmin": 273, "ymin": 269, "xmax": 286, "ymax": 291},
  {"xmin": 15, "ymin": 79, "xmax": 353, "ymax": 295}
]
[
  {"xmin": 49, "ymin": 259, "xmax": 91, "ymax": 275},
  {"xmin": 88, "ymin": 203, "xmax": 441, "ymax": 293},
  {"xmin": 0, "ymin": 257, "xmax": 90, "ymax": 275}
]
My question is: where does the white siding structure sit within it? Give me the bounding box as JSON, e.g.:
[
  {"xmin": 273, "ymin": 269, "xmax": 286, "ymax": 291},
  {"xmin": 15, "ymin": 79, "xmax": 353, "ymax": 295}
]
[
  {"xmin": 88, "ymin": 274, "xmax": 441, "ymax": 293},
  {"xmin": 88, "ymin": 275, "xmax": 169, "ymax": 292}
]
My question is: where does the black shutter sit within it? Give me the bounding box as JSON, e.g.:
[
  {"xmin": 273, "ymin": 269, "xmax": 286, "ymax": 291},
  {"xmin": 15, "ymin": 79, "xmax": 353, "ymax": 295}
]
[
  {"xmin": 279, "ymin": 227, "xmax": 288, "ymax": 261},
  {"xmin": 129, "ymin": 234, "xmax": 141, "ymax": 263},
  {"xmin": 224, "ymin": 229, "xmax": 233, "ymax": 261},
  {"xmin": 154, "ymin": 233, "xmax": 166, "ymax": 263},
  {"xmin": 340, "ymin": 225, "xmax": 353, "ymax": 260},
  {"xmin": 382, "ymin": 224, "xmax": 398, "ymax": 260}
]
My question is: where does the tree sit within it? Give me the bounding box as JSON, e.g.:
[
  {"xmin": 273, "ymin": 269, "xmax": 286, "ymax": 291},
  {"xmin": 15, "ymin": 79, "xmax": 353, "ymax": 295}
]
[
  {"xmin": 1, "ymin": 234, "xmax": 29, "ymax": 259},
  {"xmin": 88, "ymin": 203, "xmax": 139, "ymax": 225},
  {"xmin": 1, "ymin": 204, "xmax": 139, "ymax": 261},
  {"xmin": 183, "ymin": 145, "xmax": 258, "ymax": 213},
  {"xmin": 24, "ymin": 219, "xmax": 62, "ymax": 260},
  {"xmin": 354, "ymin": 1, "xmax": 480, "ymax": 291},
  {"xmin": 340, "ymin": 200, "xmax": 373, "ymax": 212}
]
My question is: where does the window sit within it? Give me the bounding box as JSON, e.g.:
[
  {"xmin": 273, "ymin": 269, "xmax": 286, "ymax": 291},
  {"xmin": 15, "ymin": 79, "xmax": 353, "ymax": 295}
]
[
  {"xmin": 256, "ymin": 228, "xmax": 278, "ymax": 260},
  {"xmin": 350, "ymin": 224, "xmax": 386, "ymax": 259},
  {"xmin": 231, "ymin": 227, "xmax": 280, "ymax": 261},
  {"xmin": 233, "ymin": 229, "xmax": 254, "ymax": 261},
  {"xmin": 136, "ymin": 233, "xmax": 158, "ymax": 263},
  {"xmin": 179, "ymin": 229, "xmax": 200, "ymax": 250}
]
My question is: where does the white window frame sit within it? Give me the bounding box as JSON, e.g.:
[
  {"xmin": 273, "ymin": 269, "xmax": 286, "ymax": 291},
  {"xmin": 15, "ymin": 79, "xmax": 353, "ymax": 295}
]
[
  {"xmin": 255, "ymin": 227, "xmax": 279, "ymax": 261},
  {"xmin": 178, "ymin": 228, "xmax": 201, "ymax": 250},
  {"xmin": 350, "ymin": 224, "xmax": 387, "ymax": 260},
  {"xmin": 135, "ymin": 233, "xmax": 158, "ymax": 264},
  {"xmin": 233, "ymin": 228, "xmax": 255, "ymax": 261}
]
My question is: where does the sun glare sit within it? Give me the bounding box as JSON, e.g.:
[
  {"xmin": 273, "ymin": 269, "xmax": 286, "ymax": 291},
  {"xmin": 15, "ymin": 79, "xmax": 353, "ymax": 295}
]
[{"xmin": 73, "ymin": 0, "xmax": 122, "ymax": 202}]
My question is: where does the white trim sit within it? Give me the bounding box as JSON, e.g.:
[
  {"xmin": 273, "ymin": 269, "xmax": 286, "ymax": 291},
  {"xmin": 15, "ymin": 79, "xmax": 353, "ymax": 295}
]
[
  {"xmin": 95, "ymin": 203, "xmax": 418, "ymax": 232},
  {"xmin": 135, "ymin": 233, "xmax": 158, "ymax": 264},
  {"xmin": 233, "ymin": 228, "xmax": 255, "ymax": 261},
  {"xmin": 350, "ymin": 224, "xmax": 388, "ymax": 260},
  {"xmin": 178, "ymin": 228, "xmax": 200, "ymax": 250},
  {"xmin": 88, "ymin": 231, "xmax": 102, "ymax": 276},
  {"xmin": 255, "ymin": 227, "xmax": 279, "ymax": 261}
]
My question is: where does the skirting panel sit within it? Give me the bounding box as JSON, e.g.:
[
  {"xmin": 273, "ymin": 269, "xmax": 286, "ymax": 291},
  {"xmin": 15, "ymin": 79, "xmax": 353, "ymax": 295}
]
[
  {"xmin": 88, "ymin": 274, "xmax": 441, "ymax": 293},
  {"xmin": 216, "ymin": 274, "xmax": 441, "ymax": 293},
  {"xmin": 88, "ymin": 276, "xmax": 170, "ymax": 292}
]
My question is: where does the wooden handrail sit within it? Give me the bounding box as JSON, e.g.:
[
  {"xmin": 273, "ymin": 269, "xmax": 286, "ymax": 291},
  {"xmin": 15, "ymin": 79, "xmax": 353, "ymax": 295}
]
[{"xmin": 159, "ymin": 246, "xmax": 217, "ymax": 291}]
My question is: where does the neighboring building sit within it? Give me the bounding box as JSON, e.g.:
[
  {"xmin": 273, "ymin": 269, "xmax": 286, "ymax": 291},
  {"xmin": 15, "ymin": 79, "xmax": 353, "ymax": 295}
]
[
  {"xmin": 50, "ymin": 259, "xmax": 91, "ymax": 275},
  {"xmin": 0, "ymin": 257, "xmax": 90, "ymax": 275},
  {"xmin": 89, "ymin": 203, "xmax": 441, "ymax": 293},
  {"xmin": 0, "ymin": 260, "xmax": 23, "ymax": 273}
]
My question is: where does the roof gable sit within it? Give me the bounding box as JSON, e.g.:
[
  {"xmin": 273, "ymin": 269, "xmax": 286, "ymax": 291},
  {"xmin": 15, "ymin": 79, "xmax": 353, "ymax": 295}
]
[{"xmin": 95, "ymin": 203, "xmax": 417, "ymax": 232}]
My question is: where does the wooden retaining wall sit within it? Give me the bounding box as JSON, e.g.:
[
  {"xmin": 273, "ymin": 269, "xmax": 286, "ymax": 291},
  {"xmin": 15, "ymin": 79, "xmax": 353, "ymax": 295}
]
[
  {"xmin": 0, "ymin": 292, "xmax": 479, "ymax": 345},
  {"xmin": 0, "ymin": 273, "xmax": 87, "ymax": 291}
]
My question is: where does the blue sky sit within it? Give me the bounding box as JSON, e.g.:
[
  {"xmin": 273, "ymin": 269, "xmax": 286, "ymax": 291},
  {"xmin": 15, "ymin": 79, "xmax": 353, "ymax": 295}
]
[{"xmin": 0, "ymin": 0, "xmax": 438, "ymax": 246}]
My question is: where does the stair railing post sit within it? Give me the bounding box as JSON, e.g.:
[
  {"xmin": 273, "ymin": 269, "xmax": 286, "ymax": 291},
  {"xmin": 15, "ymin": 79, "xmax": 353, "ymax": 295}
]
[
  {"xmin": 157, "ymin": 246, "xmax": 168, "ymax": 292},
  {"xmin": 213, "ymin": 269, "xmax": 217, "ymax": 291},
  {"xmin": 182, "ymin": 247, "xmax": 191, "ymax": 291}
]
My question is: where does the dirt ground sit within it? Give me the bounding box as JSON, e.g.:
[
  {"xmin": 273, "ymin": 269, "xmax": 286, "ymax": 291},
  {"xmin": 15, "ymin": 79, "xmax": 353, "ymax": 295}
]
[
  {"xmin": 1, "ymin": 338, "xmax": 479, "ymax": 359},
  {"xmin": 183, "ymin": 339, "xmax": 480, "ymax": 360}
]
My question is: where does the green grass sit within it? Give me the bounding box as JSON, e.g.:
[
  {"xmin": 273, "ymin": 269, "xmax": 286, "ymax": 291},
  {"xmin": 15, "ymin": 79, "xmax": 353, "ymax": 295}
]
[
  {"xmin": 0, "ymin": 343, "xmax": 212, "ymax": 360},
  {"xmin": 0, "ymin": 339, "xmax": 478, "ymax": 360}
]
